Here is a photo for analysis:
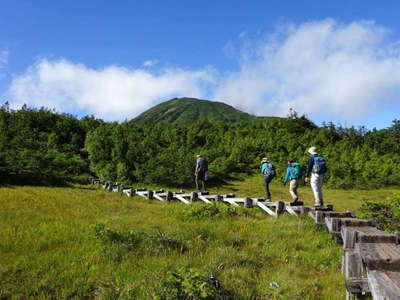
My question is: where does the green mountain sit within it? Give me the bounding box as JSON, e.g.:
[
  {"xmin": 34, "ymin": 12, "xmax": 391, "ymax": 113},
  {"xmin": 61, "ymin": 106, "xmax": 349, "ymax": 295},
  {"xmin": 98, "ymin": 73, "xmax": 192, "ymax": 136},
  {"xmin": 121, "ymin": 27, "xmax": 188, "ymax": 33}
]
[{"xmin": 133, "ymin": 97, "xmax": 272, "ymax": 124}]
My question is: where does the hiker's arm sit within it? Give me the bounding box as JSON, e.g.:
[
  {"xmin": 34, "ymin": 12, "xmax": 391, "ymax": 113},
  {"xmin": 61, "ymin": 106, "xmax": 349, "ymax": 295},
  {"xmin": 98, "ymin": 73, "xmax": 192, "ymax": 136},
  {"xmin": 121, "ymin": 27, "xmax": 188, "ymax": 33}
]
[
  {"xmin": 284, "ymin": 168, "xmax": 290, "ymax": 183},
  {"xmin": 306, "ymin": 158, "xmax": 313, "ymax": 178}
]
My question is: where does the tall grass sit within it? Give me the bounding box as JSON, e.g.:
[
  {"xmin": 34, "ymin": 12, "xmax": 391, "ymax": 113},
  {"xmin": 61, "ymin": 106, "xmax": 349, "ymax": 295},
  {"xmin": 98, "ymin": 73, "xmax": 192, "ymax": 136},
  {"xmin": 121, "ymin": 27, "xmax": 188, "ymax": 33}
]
[{"xmin": 0, "ymin": 178, "xmax": 398, "ymax": 299}]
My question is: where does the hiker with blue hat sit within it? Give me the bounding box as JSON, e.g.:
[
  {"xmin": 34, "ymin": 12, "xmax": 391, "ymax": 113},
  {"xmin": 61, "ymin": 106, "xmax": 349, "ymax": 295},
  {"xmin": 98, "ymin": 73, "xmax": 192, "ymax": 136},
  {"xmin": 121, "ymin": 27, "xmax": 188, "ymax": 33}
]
[
  {"xmin": 260, "ymin": 157, "xmax": 276, "ymax": 201},
  {"xmin": 284, "ymin": 160, "xmax": 302, "ymax": 204},
  {"xmin": 305, "ymin": 146, "xmax": 328, "ymax": 207}
]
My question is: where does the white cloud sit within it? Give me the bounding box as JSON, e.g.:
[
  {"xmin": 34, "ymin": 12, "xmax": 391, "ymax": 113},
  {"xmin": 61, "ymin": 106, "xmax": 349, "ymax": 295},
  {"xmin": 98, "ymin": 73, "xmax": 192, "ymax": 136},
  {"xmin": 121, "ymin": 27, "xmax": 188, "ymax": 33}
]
[
  {"xmin": 214, "ymin": 19, "xmax": 400, "ymax": 120},
  {"xmin": 143, "ymin": 59, "xmax": 159, "ymax": 67},
  {"xmin": 8, "ymin": 59, "xmax": 216, "ymax": 120},
  {"xmin": 6, "ymin": 19, "xmax": 400, "ymax": 122}
]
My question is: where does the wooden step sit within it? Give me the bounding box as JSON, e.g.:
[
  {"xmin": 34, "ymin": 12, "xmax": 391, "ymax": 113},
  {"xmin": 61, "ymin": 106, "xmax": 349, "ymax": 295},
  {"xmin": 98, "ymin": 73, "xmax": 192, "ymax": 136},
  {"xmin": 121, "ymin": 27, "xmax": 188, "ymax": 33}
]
[
  {"xmin": 342, "ymin": 226, "xmax": 396, "ymax": 250},
  {"xmin": 368, "ymin": 270, "xmax": 400, "ymax": 300}
]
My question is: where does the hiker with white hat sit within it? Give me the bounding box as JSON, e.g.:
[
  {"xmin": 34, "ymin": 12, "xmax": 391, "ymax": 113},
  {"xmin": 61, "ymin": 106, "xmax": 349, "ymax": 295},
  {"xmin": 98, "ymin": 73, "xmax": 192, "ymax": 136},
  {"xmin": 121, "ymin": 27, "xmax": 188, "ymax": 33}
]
[
  {"xmin": 260, "ymin": 157, "xmax": 276, "ymax": 201},
  {"xmin": 195, "ymin": 154, "xmax": 208, "ymax": 192},
  {"xmin": 305, "ymin": 146, "xmax": 328, "ymax": 206}
]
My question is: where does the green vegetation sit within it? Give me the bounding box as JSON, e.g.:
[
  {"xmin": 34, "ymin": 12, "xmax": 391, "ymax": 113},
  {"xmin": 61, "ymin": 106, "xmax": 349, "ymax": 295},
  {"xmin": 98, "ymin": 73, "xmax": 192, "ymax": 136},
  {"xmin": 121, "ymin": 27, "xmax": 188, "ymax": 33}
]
[
  {"xmin": 0, "ymin": 103, "xmax": 103, "ymax": 185},
  {"xmin": 360, "ymin": 193, "xmax": 400, "ymax": 232},
  {"xmin": 86, "ymin": 114, "xmax": 400, "ymax": 189},
  {"xmin": 2, "ymin": 98, "xmax": 399, "ymax": 190},
  {"xmin": 1, "ymin": 176, "xmax": 398, "ymax": 299},
  {"xmin": 133, "ymin": 97, "xmax": 265, "ymax": 124}
]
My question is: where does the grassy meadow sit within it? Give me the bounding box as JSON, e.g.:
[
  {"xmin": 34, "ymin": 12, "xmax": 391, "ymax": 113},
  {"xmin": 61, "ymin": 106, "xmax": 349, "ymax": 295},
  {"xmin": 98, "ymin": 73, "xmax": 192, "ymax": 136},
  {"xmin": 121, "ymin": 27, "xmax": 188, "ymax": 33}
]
[{"xmin": 1, "ymin": 175, "xmax": 398, "ymax": 299}]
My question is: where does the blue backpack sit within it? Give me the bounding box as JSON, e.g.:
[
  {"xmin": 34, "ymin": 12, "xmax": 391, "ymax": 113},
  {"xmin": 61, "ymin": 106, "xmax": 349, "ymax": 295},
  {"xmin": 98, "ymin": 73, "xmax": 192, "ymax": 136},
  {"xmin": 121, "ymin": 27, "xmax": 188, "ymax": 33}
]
[
  {"xmin": 312, "ymin": 156, "xmax": 327, "ymax": 174},
  {"xmin": 261, "ymin": 162, "xmax": 276, "ymax": 179},
  {"xmin": 290, "ymin": 162, "xmax": 302, "ymax": 179}
]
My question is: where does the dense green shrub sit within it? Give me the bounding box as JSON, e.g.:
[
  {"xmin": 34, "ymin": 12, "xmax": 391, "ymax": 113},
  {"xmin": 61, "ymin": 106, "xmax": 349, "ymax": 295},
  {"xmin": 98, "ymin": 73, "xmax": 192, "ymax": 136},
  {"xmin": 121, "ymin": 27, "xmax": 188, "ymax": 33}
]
[
  {"xmin": 359, "ymin": 193, "xmax": 400, "ymax": 232},
  {"xmin": 86, "ymin": 118, "xmax": 400, "ymax": 189},
  {"xmin": 155, "ymin": 267, "xmax": 232, "ymax": 300},
  {"xmin": 0, "ymin": 104, "xmax": 103, "ymax": 185}
]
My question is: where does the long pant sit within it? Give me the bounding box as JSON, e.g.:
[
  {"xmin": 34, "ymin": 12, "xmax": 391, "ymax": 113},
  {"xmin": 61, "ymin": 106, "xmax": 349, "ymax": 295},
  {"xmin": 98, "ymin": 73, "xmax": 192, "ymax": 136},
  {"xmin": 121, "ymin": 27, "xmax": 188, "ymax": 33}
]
[
  {"xmin": 263, "ymin": 176, "xmax": 272, "ymax": 200},
  {"xmin": 310, "ymin": 173, "xmax": 324, "ymax": 206},
  {"xmin": 289, "ymin": 179, "xmax": 299, "ymax": 201},
  {"xmin": 195, "ymin": 173, "xmax": 205, "ymax": 192}
]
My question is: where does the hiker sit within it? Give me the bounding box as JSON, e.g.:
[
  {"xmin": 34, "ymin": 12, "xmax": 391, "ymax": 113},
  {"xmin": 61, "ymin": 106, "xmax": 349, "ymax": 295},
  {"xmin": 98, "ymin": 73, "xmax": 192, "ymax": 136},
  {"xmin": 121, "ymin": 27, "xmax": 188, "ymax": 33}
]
[
  {"xmin": 260, "ymin": 157, "xmax": 276, "ymax": 201},
  {"xmin": 195, "ymin": 154, "xmax": 208, "ymax": 192},
  {"xmin": 305, "ymin": 146, "xmax": 328, "ymax": 207},
  {"xmin": 283, "ymin": 160, "xmax": 302, "ymax": 204}
]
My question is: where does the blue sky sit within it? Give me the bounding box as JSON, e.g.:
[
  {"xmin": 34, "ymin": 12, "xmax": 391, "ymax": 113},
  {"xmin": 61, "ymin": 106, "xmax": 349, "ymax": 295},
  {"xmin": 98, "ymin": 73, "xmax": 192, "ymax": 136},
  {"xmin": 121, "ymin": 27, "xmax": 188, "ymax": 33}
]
[{"xmin": 1, "ymin": 0, "xmax": 400, "ymax": 128}]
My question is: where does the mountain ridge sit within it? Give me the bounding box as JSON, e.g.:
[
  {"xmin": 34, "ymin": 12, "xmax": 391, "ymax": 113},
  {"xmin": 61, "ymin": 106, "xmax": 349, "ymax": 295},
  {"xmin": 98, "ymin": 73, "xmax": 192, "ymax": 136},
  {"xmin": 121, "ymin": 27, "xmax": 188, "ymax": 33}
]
[{"xmin": 133, "ymin": 97, "xmax": 279, "ymax": 124}]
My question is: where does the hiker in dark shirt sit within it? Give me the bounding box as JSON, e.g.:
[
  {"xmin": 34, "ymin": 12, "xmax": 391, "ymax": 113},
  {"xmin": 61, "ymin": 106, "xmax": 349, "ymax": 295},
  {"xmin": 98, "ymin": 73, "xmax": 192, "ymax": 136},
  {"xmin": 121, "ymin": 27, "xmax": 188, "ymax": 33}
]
[
  {"xmin": 260, "ymin": 157, "xmax": 276, "ymax": 201},
  {"xmin": 195, "ymin": 154, "xmax": 208, "ymax": 192}
]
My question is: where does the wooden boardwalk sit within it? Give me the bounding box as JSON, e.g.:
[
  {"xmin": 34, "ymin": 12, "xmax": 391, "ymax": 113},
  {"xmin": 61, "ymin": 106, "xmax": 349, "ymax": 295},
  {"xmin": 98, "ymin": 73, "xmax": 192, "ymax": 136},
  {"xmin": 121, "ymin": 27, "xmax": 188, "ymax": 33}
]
[{"xmin": 91, "ymin": 178, "xmax": 400, "ymax": 300}]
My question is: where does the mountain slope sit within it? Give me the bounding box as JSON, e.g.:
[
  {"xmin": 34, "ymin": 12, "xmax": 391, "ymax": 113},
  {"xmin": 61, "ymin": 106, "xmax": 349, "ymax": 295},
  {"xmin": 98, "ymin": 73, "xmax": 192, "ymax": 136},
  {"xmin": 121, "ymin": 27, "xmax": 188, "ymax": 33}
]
[{"xmin": 133, "ymin": 97, "xmax": 263, "ymax": 124}]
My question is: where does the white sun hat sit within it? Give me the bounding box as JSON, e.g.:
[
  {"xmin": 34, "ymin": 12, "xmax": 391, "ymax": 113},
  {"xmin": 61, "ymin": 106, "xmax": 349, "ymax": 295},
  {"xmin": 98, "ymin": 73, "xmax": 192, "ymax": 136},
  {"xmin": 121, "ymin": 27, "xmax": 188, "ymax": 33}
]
[{"xmin": 308, "ymin": 146, "xmax": 318, "ymax": 155}]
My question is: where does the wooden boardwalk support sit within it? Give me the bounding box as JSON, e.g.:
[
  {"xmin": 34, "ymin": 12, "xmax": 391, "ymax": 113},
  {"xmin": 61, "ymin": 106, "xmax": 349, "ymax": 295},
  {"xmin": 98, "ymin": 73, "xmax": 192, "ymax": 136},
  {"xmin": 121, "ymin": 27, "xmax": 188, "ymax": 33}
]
[
  {"xmin": 256, "ymin": 201, "xmax": 284, "ymax": 217},
  {"xmin": 122, "ymin": 187, "xmax": 134, "ymax": 197},
  {"xmin": 283, "ymin": 202, "xmax": 304, "ymax": 216},
  {"xmin": 174, "ymin": 193, "xmax": 191, "ymax": 205}
]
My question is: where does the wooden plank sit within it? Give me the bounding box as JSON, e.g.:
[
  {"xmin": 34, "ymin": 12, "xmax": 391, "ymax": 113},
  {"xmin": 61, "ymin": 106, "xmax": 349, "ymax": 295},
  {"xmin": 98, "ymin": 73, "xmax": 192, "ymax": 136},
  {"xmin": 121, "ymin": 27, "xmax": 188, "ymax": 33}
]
[
  {"xmin": 285, "ymin": 204, "xmax": 298, "ymax": 216},
  {"xmin": 358, "ymin": 243, "xmax": 400, "ymax": 271},
  {"xmin": 297, "ymin": 206, "xmax": 312, "ymax": 214},
  {"xmin": 342, "ymin": 226, "xmax": 396, "ymax": 250},
  {"xmin": 136, "ymin": 191, "xmax": 147, "ymax": 198},
  {"xmin": 122, "ymin": 188, "xmax": 134, "ymax": 197},
  {"xmin": 325, "ymin": 212, "xmax": 357, "ymax": 238},
  {"xmin": 198, "ymin": 195, "xmax": 212, "ymax": 203},
  {"xmin": 223, "ymin": 198, "xmax": 240, "ymax": 206},
  {"xmin": 343, "ymin": 249, "xmax": 364, "ymax": 279},
  {"xmin": 368, "ymin": 270, "xmax": 400, "ymax": 300},
  {"xmin": 174, "ymin": 195, "xmax": 191, "ymax": 205},
  {"xmin": 217, "ymin": 197, "xmax": 246, "ymax": 203},
  {"xmin": 257, "ymin": 202, "xmax": 277, "ymax": 217},
  {"xmin": 153, "ymin": 194, "xmax": 166, "ymax": 201}
]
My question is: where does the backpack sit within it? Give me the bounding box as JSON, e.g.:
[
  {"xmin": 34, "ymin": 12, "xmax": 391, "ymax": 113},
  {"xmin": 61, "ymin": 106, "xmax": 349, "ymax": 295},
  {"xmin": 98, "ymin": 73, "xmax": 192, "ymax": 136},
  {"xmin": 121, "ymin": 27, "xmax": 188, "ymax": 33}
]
[
  {"xmin": 197, "ymin": 157, "xmax": 208, "ymax": 172},
  {"xmin": 312, "ymin": 156, "xmax": 327, "ymax": 174},
  {"xmin": 290, "ymin": 162, "xmax": 302, "ymax": 179},
  {"xmin": 261, "ymin": 162, "xmax": 276, "ymax": 179}
]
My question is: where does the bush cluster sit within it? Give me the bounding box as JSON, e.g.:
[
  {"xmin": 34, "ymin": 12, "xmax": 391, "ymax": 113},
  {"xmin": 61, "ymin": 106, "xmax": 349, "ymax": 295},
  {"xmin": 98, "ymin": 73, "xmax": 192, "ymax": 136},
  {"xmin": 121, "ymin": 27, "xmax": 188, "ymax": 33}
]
[
  {"xmin": 155, "ymin": 267, "xmax": 232, "ymax": 300},
  {"xmin": 359, "ymin": 193, "xmax": 400, "ymax": 232},
  {"xmin": 0, "ymin": 104, "xmax": 103, "ymax": 185}
]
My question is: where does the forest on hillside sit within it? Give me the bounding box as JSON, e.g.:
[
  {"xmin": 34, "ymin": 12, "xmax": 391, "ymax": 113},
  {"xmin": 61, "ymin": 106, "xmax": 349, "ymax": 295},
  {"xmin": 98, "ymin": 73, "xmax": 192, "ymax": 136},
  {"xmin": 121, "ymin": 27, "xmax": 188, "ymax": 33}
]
[{"xmin": 1, "ymin": 102, "xmax": 399, "ymax": 189}]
